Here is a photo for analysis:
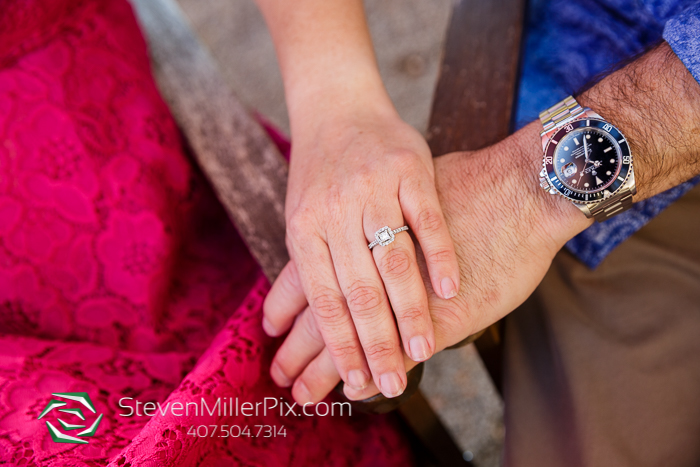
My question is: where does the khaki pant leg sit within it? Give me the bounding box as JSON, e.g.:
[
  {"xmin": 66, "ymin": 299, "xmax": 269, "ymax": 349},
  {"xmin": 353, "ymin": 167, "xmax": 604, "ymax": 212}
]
[{"xmin": 503, "ymin": 184, "xmax": 700, "ymax": 467}]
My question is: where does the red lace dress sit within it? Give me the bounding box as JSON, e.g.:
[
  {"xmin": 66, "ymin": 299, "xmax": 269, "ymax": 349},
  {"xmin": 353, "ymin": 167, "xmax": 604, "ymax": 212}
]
[{"xmin": 0, "ymin": 1, "xmax": 413, "ymax": 465}]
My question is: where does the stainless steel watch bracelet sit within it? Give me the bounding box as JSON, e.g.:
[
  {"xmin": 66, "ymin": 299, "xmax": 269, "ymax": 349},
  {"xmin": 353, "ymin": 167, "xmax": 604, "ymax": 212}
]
[
  {"xmin": 539, "ymin": 95, "xmax": 586, "ymax": 138},
  {"xmin": 587, "ymin": 187, "xmax": 634, "ymax": 222}
]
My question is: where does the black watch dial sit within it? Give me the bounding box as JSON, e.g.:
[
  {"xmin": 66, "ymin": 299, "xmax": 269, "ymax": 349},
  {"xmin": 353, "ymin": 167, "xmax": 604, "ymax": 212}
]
[
  {"xmin": 553, "ymin": 127, "xmax": 621, "ymax": 192},
  {"xmin": 543, "ymin": 118, "xmax": 632, "ymax": 203}
]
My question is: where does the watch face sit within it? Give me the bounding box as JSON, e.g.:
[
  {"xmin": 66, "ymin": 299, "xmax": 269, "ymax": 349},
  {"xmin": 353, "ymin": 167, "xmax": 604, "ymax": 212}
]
[{"xmin": 544, "ymin": 118, "xmax": 632, "ymax": 203}]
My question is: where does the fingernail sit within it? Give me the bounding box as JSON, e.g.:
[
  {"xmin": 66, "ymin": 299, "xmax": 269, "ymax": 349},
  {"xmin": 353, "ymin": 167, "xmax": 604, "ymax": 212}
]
[
  {"xmin": 409, "ymin": 336, "xmax": 431, "ymax": 362},
  {"xmin": 270, "ymin": 361, "xmax": 291, "ymax": 387},
  {"xmin": 294, "ymin": 379, "xmax": 313, "ymax": 405},
  {"xmin": 440, "ymin": 277, "xmax": 457, "ymax": 299},
  {"xmin": 346, "ymin": 369, "xmax": 370, "ymax": 390},
  {"xmin": 343, "ymin": 385, "xmax": 364, "ymax": 401},
  {"xmin": 262, "ymin": 316, "xmax": 277, "ymax": 336},
  {"xmin": 379, "ymin": 372, "xmax": 405, "ymax": 398}
]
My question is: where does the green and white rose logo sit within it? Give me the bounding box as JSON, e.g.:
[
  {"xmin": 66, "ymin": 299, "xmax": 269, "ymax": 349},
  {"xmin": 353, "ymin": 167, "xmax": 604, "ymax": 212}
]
[{"xmin": 37, "ymin": 392, "xmax": 103, "ymax": 444}]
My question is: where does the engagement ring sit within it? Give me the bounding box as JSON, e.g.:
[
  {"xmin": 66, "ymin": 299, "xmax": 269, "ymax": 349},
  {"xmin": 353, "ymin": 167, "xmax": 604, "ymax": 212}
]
[{"xmin": 368, "ymin": 226, "xmax": 409, "ymax": 250}]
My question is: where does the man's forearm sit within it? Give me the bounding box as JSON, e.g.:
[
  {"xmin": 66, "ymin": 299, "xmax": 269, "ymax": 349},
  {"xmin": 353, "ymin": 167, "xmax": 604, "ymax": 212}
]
[{"xmin": 577, "ymin": 42, "xmax": 700, "ymax": 201}]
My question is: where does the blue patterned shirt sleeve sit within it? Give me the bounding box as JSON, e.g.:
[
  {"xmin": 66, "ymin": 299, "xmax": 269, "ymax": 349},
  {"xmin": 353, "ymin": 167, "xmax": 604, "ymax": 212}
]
[{"xmin": 663, "ymin": 3, "xmax": 700, "ymax": 85}]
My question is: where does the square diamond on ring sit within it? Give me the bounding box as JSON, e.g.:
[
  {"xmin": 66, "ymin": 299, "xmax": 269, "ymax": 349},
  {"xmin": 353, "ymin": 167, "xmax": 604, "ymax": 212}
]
[{"xmin": 375, "ymin": 226, "xmax": 395, "ymax": 246}]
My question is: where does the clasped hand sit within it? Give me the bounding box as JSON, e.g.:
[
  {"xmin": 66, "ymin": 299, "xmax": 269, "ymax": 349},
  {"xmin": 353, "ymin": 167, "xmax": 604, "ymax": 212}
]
[{"xmin": 262, "ymin": 115, "xmax": 591, "ymax": 404}]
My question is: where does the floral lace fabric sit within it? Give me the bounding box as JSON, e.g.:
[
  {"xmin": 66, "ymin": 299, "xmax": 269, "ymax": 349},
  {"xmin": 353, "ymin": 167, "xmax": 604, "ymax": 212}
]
[{"xmin": 0, "ymin": 0, "xmax": 412, "ymax": 465}]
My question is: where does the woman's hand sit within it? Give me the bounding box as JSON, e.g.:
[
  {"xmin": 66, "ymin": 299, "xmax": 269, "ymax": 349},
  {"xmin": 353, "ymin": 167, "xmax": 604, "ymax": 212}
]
[{"xmin": 262, "ymin": 96, "xmax": 460, "ymax": 400}]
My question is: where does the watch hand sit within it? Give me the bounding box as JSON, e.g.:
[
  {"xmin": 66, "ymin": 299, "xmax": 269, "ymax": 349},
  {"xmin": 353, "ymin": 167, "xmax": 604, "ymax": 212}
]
[
  {"xmin": 578, "ymin": 153, "xmax": 590, "ymax": 181},
  {"xmin": 578, "ymin": 166, "xmax": 587, "ymax": 182}
]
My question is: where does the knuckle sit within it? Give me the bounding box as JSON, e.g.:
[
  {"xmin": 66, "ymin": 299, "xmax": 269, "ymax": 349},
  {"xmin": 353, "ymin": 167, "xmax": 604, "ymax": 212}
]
[
  {"xmin": 395, "ymin": 306, "xmax": 426, "ymax": 324},
  {"xmin": 379, "ymin": 247, "xmax": 412, "ymax": 278},
  {"xmin": 287, "ymin": 214, "xmax": 308, "ymax": 239},
  {"xmin": 387, "ymin": 148, "xmax": 419, "ymax": 164},
  {"xmin": 432, "ymin": 301, "xmax": 473, "ymax": 341},
  {"xmin": 287, "ymin": 206, "xmax": 318, "ymax": 239},
  {"xmin": 364, "ymin": 340, "xmax": 397, "ymax": 360},
  {"xmin": 327, "ymin": 340, "xmax": 359, "ymax": 360},
  {"xmin": 415, "ymin": 207, "xmax": 443, "ymax": 234},
  {"xmin": 346, "ymin": 282, "xmax": 383, "ymax": 316},
  {"xmin": 426, "ymin": 247, "xmax": 453, "ymax": 265},
  {"xmin": 310, "ymin": 290, "xmax": 347, "ymax": 324}
]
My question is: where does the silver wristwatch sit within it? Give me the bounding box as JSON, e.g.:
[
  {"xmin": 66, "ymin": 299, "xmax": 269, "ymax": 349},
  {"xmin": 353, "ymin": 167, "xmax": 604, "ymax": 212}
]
[{"xmin": 538, "ymin": 95, "xmax": 636, "ymax": 222}]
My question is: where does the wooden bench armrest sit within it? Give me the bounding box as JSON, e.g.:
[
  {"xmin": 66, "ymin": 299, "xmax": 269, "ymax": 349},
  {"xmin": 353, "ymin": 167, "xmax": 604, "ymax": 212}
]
[{"xmin": 131, "ymin": 0, "xmax": 289, "ymax": 283}]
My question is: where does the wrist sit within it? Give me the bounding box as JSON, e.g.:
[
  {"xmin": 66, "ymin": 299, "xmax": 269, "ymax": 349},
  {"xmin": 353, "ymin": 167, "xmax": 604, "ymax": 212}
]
[
  {"xmin": 286, "ymin": 70, "xmax": 397, "ymax": 137},
  {"xmin": 259, "ymin": 0, "xmax": 396, "ymax": 131},
  {"xmin": 506, "ymin": 121, "xmax": 593, "ymax": 253}
]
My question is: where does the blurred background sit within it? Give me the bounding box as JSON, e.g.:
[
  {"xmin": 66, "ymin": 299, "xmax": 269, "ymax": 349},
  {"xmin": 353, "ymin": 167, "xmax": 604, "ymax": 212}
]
[{"xmin": 176, "ymin": 0, "xmax": 452, "ymax": 135}]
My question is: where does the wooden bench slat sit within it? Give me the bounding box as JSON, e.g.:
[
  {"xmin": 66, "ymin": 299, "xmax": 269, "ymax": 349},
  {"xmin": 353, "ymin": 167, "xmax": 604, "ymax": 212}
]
[
  {"xmin": 428, "ymin": 0, "xmax": 526, "ymax": 154},
  {"xmin": 131, "ymin": 0, "xmax": 290, "ymax": 283}
]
